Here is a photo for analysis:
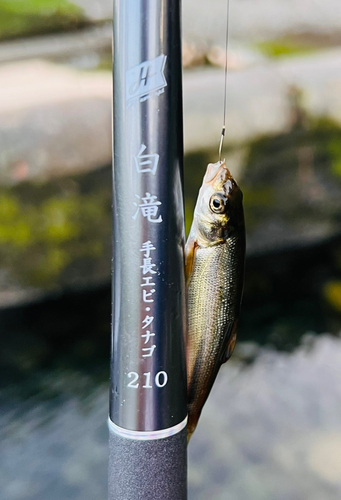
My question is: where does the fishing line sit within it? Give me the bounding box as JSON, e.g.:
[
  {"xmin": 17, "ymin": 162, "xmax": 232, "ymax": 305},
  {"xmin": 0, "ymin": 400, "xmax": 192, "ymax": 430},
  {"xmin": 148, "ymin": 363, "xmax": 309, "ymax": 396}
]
[{"xmin": 218, "ymin": 0, "xmax": 230, "ymax": 162}]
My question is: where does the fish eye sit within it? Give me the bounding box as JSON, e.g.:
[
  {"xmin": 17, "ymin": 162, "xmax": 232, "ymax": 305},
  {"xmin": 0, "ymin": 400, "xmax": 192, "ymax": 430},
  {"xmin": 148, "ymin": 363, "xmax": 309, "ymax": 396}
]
[{"xmin": 209, "ymin": 194, "xmax": 226, "ymax": 214}]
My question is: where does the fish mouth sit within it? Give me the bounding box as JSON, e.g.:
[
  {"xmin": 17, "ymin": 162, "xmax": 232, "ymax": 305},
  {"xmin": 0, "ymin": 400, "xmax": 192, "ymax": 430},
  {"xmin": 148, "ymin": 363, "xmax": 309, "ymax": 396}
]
[{"xmin": 204, "ymin": 160, "xmax": 230, "ymax": 185}]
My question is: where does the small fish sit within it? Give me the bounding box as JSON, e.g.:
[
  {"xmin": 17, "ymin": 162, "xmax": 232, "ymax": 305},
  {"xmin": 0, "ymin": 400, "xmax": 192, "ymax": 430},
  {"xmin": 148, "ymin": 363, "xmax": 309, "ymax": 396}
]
[{"xmin": 185, "ymin": 160, "xmax": 245, "ymax": 441}]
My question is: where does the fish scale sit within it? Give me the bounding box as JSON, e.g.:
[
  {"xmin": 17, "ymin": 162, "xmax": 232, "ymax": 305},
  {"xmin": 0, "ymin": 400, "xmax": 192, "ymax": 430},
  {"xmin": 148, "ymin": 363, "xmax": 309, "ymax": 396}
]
[{"xmin": 187, "ymin": 238, "xmax": 243, "ymax": 434}]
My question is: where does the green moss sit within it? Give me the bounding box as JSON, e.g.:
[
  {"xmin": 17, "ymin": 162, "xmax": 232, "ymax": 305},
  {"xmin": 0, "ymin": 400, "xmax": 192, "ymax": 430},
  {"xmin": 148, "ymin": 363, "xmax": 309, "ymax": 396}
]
[
  {"xmin": 94, "ymin": 53, "xmax": 113, "ymax": 72},
  {"xmin": 41, "ymin": 198, "xmax": 80, "ymax": 242},
  {"xmin": 239, "ymin": 114, "xmax": 341, "ymax": 235},
  {"xmin": 0, "ymin": 0, "xmax": 88, "ymax": 41},
  {"xmin": 184, "ymin": 198, "xmax": 194, "ymax": 237},
  {"xmin": 328, "ymin": 136, "xmax": 341, "ymax": 177},
  {"xmin": 323, "ymin": 281, "xmax": 341, "ymax": 313},
  {"xmin": 0, "ymin": 222, "xmax": 30, "ymax": 245},
  {"xmin": 242, "ymin": 187, "xmax": 274, "ymax": 207},
  {"xmin": 257, "ymin": 39, "xmax": 315, "ymax": 59},
  {"xmin": 0, "ymin": 194, "xmax": 20, "ymax": 219},
  {"xmin": 0, "ymin": 167, "xmax": 112, "ymax": 288}
]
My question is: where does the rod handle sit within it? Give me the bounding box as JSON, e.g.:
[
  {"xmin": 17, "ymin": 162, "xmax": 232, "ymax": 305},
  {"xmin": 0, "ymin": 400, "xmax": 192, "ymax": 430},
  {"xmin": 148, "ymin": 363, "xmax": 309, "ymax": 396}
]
[{"xmin": 108, "ymin": 424, "xmax": 187, "ymax": 500}]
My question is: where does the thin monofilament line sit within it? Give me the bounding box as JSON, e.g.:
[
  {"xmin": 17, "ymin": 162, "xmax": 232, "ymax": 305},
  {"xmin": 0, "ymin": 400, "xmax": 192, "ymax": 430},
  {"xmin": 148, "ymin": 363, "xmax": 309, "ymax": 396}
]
[{"xmin": 219, "ymin": 0, "xmax": 230, "ymax": 161}]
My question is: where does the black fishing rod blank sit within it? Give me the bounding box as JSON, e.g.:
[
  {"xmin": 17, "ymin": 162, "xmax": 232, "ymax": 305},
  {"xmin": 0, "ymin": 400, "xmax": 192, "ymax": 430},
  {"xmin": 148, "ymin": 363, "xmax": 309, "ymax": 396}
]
[{"xmin": 109, "ymin": 1, "xmax": 187, "ymax": 498}]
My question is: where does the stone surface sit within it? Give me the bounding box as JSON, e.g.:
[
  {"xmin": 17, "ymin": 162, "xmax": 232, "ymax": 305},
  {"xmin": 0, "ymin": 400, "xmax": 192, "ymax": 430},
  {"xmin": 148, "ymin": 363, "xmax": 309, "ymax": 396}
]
[
  {"xmin": 1, "ymin": 52, "xmax": 341, "ymax": 307},
  {"xmin": 2, "ymin": 48, "xmax": 341, "ymax": 183},
  {"xmin": 73, "ymin": 0, "xmax": 112, "ymax": 21},
  {"xmin": 183, "ymin": 47, "xmax": 341, "ymax": 153},
  {"xmin": 0, "ymin": 60, "xmax": 111, "ymax": 184},
  {"xmin": 0, "ymin": 164, "xmax": 112, "ymax": 307},
  {"xmin": 183, "ymin": 64, "xmax": 289, "ymax": 153},
  {"xmin": 0, "ymin": 23, "xmax": 111, "ymax": 64},
  {"xmin": 73, "ymin": 0, "xmax": 341, "ymax": 45},
  {"xmin": 183, "ymin": 0, "xmax": 341, "ymax": 46}
]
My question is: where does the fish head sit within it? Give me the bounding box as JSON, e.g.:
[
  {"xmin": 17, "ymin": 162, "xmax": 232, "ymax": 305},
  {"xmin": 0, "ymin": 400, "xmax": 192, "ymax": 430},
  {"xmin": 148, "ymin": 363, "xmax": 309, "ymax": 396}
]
[{"xmin": 189, "ymin": 160, "xmax": 244, "ymax": 247}]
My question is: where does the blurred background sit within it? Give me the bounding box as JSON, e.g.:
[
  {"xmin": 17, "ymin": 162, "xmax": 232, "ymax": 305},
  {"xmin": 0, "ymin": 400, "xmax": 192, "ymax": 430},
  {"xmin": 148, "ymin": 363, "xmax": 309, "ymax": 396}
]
[{"xmin": 1, "ymin": 0, "xmax": 341, "ymax": 499}]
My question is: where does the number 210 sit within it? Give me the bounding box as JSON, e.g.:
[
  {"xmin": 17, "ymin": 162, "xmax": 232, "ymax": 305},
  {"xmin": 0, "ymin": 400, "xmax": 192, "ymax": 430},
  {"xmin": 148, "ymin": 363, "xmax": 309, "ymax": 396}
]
[{"xmin": 127, "ymin": 371, "xmax": 168, "ymax": 389}]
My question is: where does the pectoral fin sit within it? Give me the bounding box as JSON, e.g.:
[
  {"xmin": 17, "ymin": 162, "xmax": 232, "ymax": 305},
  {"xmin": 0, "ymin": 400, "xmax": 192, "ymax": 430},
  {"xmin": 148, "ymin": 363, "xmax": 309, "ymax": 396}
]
[
  {"xmin": 185, "ymin": 236, "xmax": 197, "ymax": 285},
  {"xmin": 222, "ymin": 320, "xmax": 238, "ymax": 363}
]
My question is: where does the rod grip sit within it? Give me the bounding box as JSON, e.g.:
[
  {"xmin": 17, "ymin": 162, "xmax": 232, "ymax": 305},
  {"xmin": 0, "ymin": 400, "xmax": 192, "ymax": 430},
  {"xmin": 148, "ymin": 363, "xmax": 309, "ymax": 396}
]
[{"xmin": 108, "ymin": 425, "xmax": 187, "ymax": 500}]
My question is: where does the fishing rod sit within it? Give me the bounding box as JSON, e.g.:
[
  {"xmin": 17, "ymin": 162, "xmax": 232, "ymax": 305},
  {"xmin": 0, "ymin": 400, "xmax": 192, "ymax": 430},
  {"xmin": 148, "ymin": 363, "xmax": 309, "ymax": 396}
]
[{"xmin": 109, "ymin": 1, "xmax": 187, "ymax": 499}]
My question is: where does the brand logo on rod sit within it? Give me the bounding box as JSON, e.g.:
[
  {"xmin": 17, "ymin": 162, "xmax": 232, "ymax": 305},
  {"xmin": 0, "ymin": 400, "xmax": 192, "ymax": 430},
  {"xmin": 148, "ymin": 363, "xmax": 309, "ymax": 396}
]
[{"xmin": 126, "ymin": 54, "xmax": 167, "ymax": 102}]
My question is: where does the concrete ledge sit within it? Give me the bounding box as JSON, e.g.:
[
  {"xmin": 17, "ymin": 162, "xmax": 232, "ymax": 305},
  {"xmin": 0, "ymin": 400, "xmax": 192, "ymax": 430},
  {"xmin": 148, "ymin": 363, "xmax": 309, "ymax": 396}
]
[{"xmin": 1, "ymin": 49, "xmax": 341, "ymax": 182}]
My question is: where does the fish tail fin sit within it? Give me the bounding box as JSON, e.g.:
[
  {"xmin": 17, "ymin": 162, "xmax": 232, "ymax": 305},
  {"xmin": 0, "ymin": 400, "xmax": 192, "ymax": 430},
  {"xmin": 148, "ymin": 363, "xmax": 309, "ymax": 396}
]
[{"xmin": 187, "ymin": 416, "xmax": 198, "ymax": 444}]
